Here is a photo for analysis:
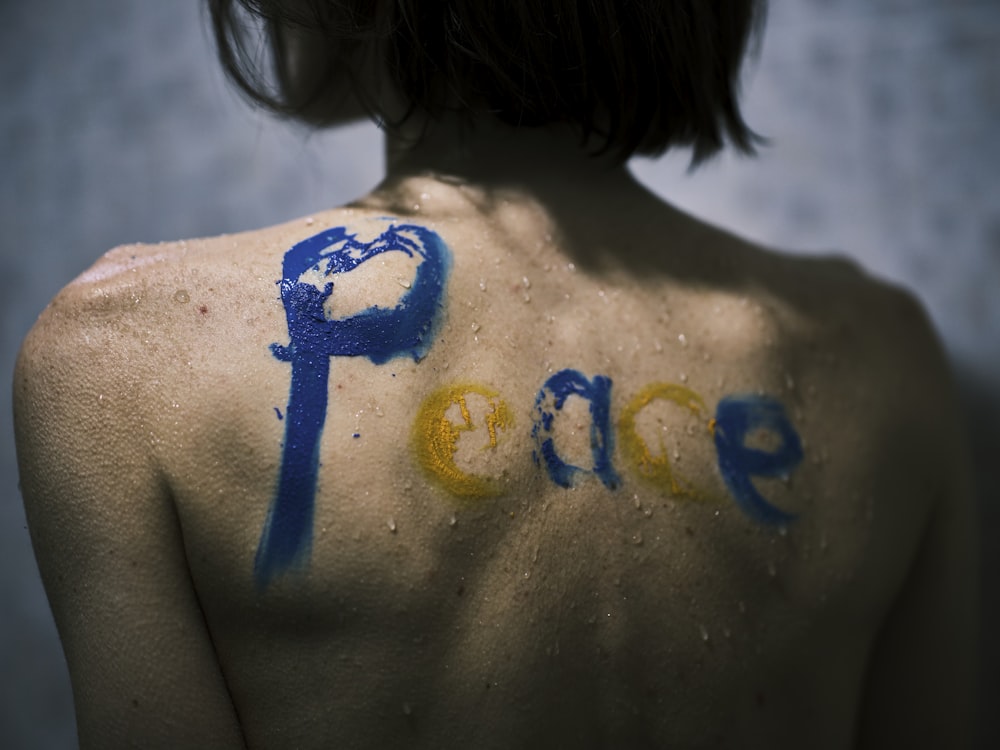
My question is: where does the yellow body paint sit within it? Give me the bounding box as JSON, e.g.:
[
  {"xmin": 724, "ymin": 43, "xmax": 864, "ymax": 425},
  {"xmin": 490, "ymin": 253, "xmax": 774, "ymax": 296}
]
[
  {"xmin": 618, "ymin": 383, "xmax": 712, "ymax": 500},
  {"xmin": 412, "ymin": 383, "xmax": 513, "ymax": 499}
]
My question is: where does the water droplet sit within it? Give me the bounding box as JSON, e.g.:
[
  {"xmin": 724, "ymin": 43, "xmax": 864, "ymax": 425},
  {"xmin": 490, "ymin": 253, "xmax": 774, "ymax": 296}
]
[
  {"xmin": 523, "ymin": 571, "xmax": 531, "ymax": 579},
  {"xmin": 631, "ymin": 532, "xmax": 643, "ymax": 546},
  {"xmin": 680, "ymin": 373, "xmax": 688, "ymax": 383},
  {"xmin": 723, "ymin": 627, "xmax": 732, "ymax": 639},
  {"xmin": 412, "ymin": 203, "xmax": 421, "ymax": 211},
  {"xmin": 778, "ymin": 525, "xmax": 788, "ymax": 537},
  {"xmin": 767, "ymin": 560, "xmax": 777, "ymax": 577},
  {"xmin": 173, "ymin": 289, "xmax": 190, "ymax": 304},
  {"xmin": 419, "ymin": 191, "xmax": 430, "ymax": 200},
  {"xmin": 305, "ymin": 216, "xmax": 315, "ymax": 226},
  {"xmin": 396, "ymin": 277, "xmax": 412, "ymax": 289},
  {"xmin": 633, "ymin": 494, "xmax": 642, "ymax": 510},
  {"xmin": 566, "ymin": 262, "xmax": 576, "ymax": 272},
  {"xmin": 521, "ymin": 276, "xmax": 531, "ymax": 289},
  {"xmin": 678, "ymin": 333, "xmax": 688, "ymax": 347},
  {"xmin": 387, "ymin": 518, "xmax": 398, "ymax": 533},
  {"xmin": 449, "ymin": 514, "xmax": 457, "ymax": 527},
  {"xmin": 784, "ymin": 372, "xmax": 795, "ymax": 391},
  {"xmin": 699, "ymin": 625, "xmax": 710, "ymax": 642},
  {"xmin": 738, "ymin": 600, "xmax": 747, "ymax": 614},
  {"xmin": 402, "ymin": 702, "xmax": 413, "ymax": 716},
  {"xmin": 479, "ymin": 279, "xmax": 487, "ymax": 291},
  {"xmin": 471, "ymin": 321, "xmax": 481, "ymax": 333}
]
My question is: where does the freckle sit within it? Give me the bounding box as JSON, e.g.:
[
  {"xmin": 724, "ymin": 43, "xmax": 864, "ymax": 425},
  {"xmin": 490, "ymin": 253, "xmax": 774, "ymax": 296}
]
[{"xmin": 198, "ymin": 305, "xmax": 208, "ymax": 315}]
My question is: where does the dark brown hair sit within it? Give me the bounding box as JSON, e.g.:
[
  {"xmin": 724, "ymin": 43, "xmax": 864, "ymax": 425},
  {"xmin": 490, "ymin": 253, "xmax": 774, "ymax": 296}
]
[{"xmin": 207, "ymin": 0, "xmax": 767, "ymax": 163}]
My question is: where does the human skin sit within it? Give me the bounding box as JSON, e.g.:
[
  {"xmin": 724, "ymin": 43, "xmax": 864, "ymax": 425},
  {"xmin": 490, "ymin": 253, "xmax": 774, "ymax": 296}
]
[{"xmin": 13, "ymin": 118, "xmax": 978, "ymax": 749}]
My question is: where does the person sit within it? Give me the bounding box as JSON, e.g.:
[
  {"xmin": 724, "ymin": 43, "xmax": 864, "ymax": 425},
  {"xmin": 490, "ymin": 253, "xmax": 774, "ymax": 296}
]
[{"xmin": 13, "ymin": 1, "xmax": 978, "ymax": 748}]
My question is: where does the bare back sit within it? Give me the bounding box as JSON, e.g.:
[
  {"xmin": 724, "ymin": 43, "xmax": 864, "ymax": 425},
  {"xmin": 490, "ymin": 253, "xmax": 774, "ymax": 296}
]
[{"xmin": 14, "ymin": 171, "xmax": 977, "ymax": 749}]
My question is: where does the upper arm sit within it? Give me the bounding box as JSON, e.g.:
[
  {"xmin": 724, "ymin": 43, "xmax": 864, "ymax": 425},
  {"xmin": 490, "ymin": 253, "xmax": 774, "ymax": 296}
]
[
  {"xmin": 855, "ymin": 293, "xmax": 980, "ymax": 748},
  {"xmin": 13, "ymin": 289, "xmax": 246, "ymax": 749}
]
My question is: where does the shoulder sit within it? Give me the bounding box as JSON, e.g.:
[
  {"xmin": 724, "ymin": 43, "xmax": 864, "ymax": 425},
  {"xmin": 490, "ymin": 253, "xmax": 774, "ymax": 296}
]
[
  {"xmin": 16, "ymin": 242, "xmax": 186, "ymax": 407},
  {"xmin": 13, "ymin": 240, "xmax": 254, "ymax": 750},
  {"xmin": 740, "ymin": 244, "xmax": 946, "ymax": 373},
  {"xmin": 788, "ymin": 251, "xmax": 948, "ymax": 386},
  {"xmin": 13, "ymin": 243, "xmax": 187, "ymax": 511},
  {"xmin": 763, "ymin": 249, "xmax": 962, "ymax": 501}
]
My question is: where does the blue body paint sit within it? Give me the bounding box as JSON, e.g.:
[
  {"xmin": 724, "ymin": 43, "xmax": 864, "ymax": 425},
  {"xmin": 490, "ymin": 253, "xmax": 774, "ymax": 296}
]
[
  {"xmin": 531, "ymin": 369, "xmax": 620, "ymax": 489},
  {"xmin": 713, "ymin": 395, "xmax": 803, "ymax": 525},
  {"xmin": 256, "ymin": 223, "xmax": 451, "ymax": 588}
]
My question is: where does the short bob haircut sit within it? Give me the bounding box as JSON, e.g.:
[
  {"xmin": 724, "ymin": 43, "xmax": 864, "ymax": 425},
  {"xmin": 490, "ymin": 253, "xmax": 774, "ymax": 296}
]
[{"xmin": 207, "ymin": 0, "xmax": 767, "ymax": 163}]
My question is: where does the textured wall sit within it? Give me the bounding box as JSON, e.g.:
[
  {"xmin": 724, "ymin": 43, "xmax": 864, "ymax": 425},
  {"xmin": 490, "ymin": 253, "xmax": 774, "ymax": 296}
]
[{"xmin": 2, "ymin": 1, "xmax": 997, "ymax": 747}]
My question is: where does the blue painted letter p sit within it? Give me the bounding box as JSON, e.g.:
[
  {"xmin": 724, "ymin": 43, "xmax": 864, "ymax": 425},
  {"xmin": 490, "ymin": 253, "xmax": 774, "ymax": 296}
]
[{"xmin": 256, "ymin": 223, "xmax": 451, "ymax": 588}]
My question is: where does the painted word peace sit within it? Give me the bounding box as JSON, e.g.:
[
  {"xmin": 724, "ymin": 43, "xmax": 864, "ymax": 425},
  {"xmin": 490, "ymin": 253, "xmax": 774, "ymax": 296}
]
[{"xmin": 258, "ymin": 223, "xmax": 804, "ymax": 590}]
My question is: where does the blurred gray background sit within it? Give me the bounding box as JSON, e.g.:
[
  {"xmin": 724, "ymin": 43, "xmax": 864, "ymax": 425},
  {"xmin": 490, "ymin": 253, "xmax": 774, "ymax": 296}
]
[{"xmin": 2, "ymin": 0, "xmax": 997, "ymax": 746}]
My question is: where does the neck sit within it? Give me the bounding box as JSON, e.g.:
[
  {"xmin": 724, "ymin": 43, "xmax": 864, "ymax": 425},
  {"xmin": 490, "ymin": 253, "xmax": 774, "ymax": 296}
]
[
  {"xmin": 382, "ymin": 114, "xmax": 634, "ymax": 191},
  {"xmin": 354, "ymin": 114, "xmax": 686, "ymax": 270}
]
